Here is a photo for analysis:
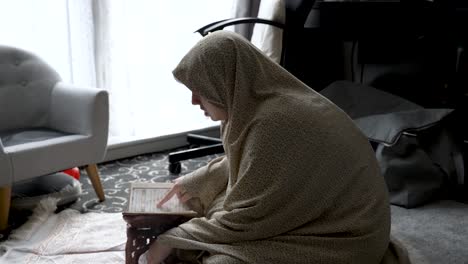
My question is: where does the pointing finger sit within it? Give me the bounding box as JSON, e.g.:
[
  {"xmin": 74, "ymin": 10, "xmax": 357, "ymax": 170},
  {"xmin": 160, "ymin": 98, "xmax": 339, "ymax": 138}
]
[{"xmin": 157, "ymin": 187, "xmax": 178, "ymax": 207}]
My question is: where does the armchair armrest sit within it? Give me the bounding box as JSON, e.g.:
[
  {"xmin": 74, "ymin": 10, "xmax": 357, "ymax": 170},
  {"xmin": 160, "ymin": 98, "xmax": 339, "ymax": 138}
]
[
  {"xmin": 48, "ymin": 82, "xmax": 109, "ymax": 139},
  {"xmin": 195, "ymin": 17, "xmax": 284, "ymax": 36}
]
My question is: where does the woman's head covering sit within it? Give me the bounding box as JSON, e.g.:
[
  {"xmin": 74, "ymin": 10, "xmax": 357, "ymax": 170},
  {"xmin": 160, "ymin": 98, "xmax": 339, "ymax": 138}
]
[
  {"xmin": 162, "ymin": 31, "xmax": 395, "ymax": 263},
  {"xmin": 173, "ymin": 31, "xmax": 312, "ymax": 140}
]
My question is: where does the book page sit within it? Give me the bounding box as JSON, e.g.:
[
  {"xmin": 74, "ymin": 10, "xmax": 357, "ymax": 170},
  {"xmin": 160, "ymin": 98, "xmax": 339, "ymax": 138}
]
[{"xmin": 127, "ymin": 182, "xmax": 196, "ymax": 215}]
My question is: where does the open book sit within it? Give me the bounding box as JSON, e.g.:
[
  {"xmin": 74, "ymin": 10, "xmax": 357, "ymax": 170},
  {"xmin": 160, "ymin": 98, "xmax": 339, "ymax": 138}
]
[{"xmin": 124, "ymin": 182, "xmax": 197, "ymax": 217}]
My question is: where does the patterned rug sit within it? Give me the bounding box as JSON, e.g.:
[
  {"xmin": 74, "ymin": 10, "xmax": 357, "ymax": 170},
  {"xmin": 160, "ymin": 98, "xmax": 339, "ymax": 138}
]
[{"xmin": 70, "ymin": 150, "xmax": 220, "ymax": 213}]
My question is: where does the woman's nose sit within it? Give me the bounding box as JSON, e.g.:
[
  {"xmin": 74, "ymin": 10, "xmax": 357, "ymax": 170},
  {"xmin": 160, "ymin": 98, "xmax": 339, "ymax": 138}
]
[{"xmin": 192, "ymin": 93, "xmax": 201, "ymax": 105}]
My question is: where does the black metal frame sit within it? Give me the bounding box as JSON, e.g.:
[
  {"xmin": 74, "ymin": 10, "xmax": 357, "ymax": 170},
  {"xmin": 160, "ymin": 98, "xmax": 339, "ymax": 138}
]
[{"xmin": 168, "ymin": 134, "xmax": 223, "ymax": 173}]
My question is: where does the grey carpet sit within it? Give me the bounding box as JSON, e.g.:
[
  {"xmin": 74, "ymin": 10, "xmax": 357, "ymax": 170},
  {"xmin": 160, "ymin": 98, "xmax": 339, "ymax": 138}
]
[{"xmin": 391, "ymin": 201, "xmax": 468, "ymax": 264}]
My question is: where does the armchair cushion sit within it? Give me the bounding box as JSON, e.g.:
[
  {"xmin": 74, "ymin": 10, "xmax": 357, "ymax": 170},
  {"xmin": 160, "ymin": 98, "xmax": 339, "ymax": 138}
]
[
  {"xmin": 0, "ymin": 128, "xmax": 71, "ymax": 147},
  {"xmin": 11, "ymin": 172, "xmax": 81, "ymax": 210},
  {"xmin": 5, "ymin": 133, "xmax": 91, "ymax": 183}
]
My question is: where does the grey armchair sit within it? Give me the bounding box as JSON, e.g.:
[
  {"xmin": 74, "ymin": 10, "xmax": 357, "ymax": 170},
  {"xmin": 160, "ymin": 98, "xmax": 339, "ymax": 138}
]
[{"xmin": 0, "ymin": 45, "xmax": 109, "ymax": 231}]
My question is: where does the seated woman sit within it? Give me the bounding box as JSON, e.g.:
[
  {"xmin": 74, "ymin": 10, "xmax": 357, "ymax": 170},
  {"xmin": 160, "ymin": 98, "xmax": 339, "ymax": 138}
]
[{"xmin": 145, "ymin": 31, "xmax": 409, "ymax": 264}]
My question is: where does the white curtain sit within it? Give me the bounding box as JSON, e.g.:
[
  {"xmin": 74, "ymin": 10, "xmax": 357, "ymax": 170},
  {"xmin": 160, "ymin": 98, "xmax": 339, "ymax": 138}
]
[
  {"xmin": 93, "ymin": 0, "xmax": 234, "ymax": 145},
  {"xmin": 0, "ymin": 0, "xmax": 234, "ymax": 146}
]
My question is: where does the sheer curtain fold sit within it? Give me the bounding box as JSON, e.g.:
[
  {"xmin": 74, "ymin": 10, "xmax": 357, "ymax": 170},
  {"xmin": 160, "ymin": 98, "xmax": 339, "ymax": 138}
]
[
  {"xmin": 68, "ymin": 0, "xmax": 96, "ymax": 87},
  {"xmin": 231, "ymin": 0, "xmax": 285, "ymax": 64},
  {"xmin": 93, "ymin": 0, "xmax": 136, "ymax": 140},
  {"xmin": 250, "ymin": 0, "xmax": 285, "ymax": 64},
  {"xmin": 231, "ymin": 0, "xmax": 262, "ymax": 40}
]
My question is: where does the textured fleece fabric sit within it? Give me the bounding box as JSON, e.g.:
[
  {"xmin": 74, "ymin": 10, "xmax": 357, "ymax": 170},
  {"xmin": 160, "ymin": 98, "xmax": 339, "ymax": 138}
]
[{"xmin": 158, "ymin": 31, "xmax": 409, "ymax": 264}]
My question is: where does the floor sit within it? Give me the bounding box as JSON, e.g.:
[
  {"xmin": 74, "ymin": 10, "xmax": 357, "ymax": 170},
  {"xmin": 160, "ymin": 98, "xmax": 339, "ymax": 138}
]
[{"xmin": 3, "ymin": 149, "xmax": 468, "ymax": 263}]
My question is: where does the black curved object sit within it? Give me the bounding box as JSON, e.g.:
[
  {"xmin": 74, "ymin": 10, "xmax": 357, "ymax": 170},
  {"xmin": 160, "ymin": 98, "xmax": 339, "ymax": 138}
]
[
  {"xmin": 195, "ymin": 17, "xmax": 284, "ymax": 37},
  {"xmin": 194, "ymin": 18, "xmax": 230, "ymax": 36}
]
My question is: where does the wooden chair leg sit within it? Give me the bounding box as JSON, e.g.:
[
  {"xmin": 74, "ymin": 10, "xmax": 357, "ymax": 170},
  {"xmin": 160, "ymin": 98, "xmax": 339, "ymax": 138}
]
[
  {"xmin": 0, "ymin": 186, "xmax": 11, "ymax": 231},
  {"xmin": 85, "ymin": 164, "xmax": 105, "ymax": 202}
]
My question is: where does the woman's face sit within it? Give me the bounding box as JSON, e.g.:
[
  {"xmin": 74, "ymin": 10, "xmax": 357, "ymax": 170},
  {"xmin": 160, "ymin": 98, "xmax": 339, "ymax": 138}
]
[{"xmin": 191, "ymin": 92, "xmax": 227, "ymax": 121}]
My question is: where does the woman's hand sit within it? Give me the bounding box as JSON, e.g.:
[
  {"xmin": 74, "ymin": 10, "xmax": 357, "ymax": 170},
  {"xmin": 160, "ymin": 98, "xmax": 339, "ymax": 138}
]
[
  {"xmin": 157, "ymin": 176, "xmax": 193, "ymax": 207},
  {"xmin": 146, "ymin": 240, "xmax": 173, "ymax": 264}
]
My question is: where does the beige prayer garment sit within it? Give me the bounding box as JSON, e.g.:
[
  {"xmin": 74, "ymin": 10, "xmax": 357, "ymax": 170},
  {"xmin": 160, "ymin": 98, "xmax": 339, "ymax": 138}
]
[{"xmin": 156, "ymin": 31, "xmax": 410, "ymax": 264}]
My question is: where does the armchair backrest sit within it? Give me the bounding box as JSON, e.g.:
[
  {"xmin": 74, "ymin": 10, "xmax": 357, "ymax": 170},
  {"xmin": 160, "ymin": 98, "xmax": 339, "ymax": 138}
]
[{"xmin": 0, "ymin": 45, "xmax": 61, "ymax": 132}]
